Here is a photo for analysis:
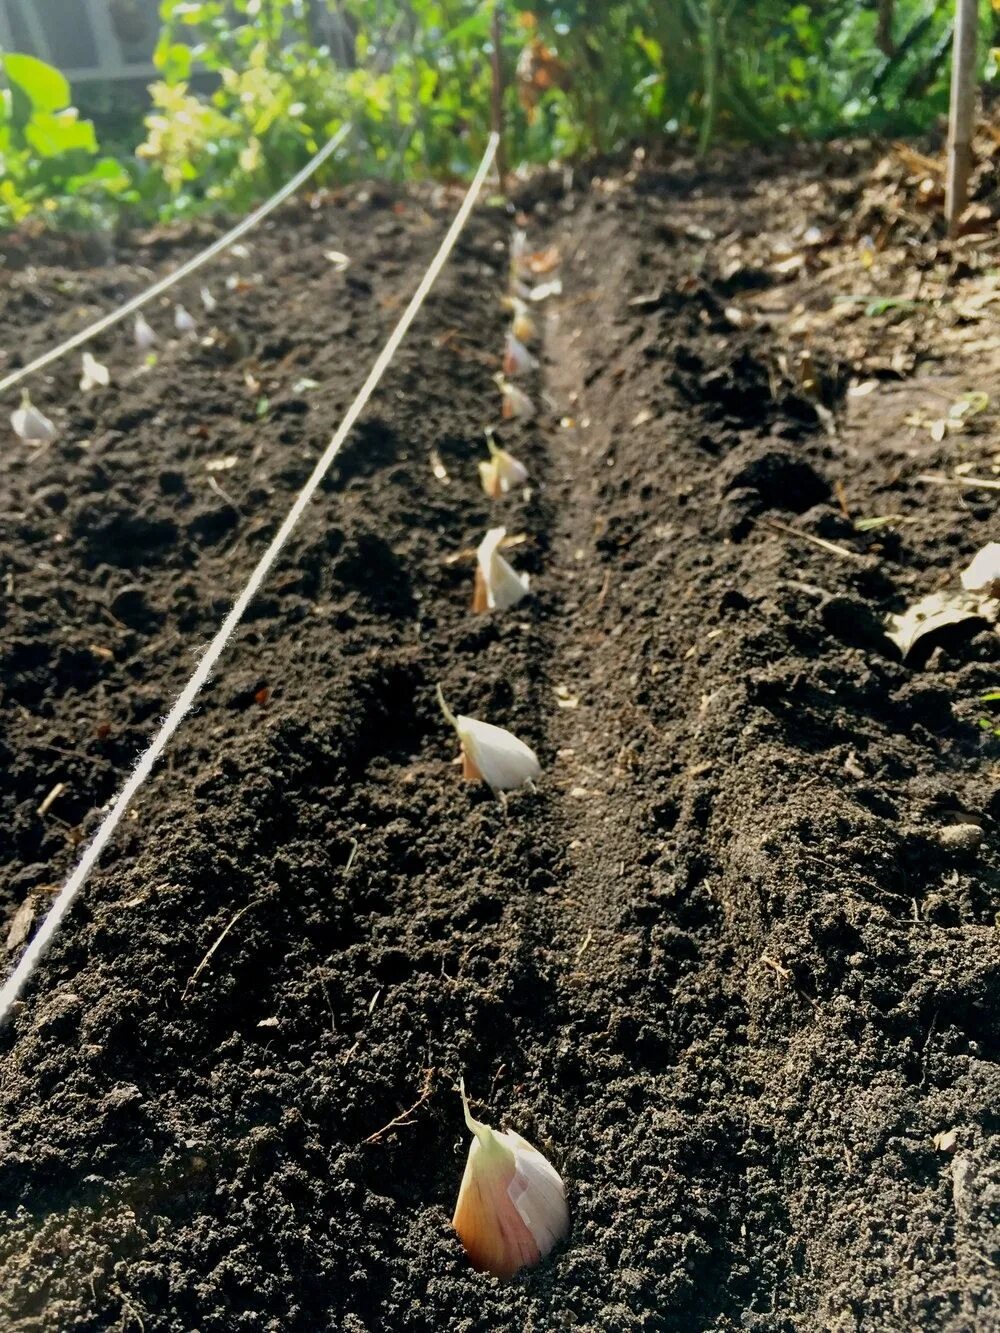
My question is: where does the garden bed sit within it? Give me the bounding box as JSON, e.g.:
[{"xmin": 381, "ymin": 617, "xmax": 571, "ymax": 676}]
[{"xmin": 1, "ymin": 148, "xmax": 998, "ymax": 1331}]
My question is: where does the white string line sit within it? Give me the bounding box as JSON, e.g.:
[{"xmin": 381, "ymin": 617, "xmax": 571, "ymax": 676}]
[
  {"xmin": 0, "ymin": 123, "xmax": 353, "ymax": 398},
  {"xmin": 0, "ymin": 132, "xmax": 499, "ymax": 1024}
]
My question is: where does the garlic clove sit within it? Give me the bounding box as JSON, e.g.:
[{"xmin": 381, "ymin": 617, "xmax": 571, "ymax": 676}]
[
  {"xmin": 472, "ymin": 565, "xmax": 490, "ymax": 614},
  {"xmin": 529, "ymin": 277, "xmax": 562, "ymax": 302},
  {"xmin": 510, "ymin": 228, "xmax": 528, "ymax": 275},
  {"xmin": 437, "ymin": 686, "xmax": 540, "ymax": 794},
  {"xmin": 80, "ymin": 351, "xmax": 110, "ymax": 392},
  {"xmin": 503, "ymin": 331, "xmax": 537, "ymax": 377},
  {"xmin": 479, "ymin": 434, "xmax": 528, "ymax": 497},
  {"xmin": 478, "ymin": 459, "xmax": 503, "ymax": 499},
  {"xmin": 452, "ymin": 1079, "xmax": 568, "ymax": 1278},
  {"xmin": 502, "ymin": 295, "xmax": 537, "ymax": 344},
  {"xmin": 10, "ymin": 391, "xmax": 57, "ymax": 445},
  {"xmin": 133, "ymin": 314, "xmax": 157, "ymax": 349},
  {"xmin": 200, "ymin": 286, "xmax": 217, "ymax": 312},
  {"xmin": 961, "ymin": 542, "xmax": 1000, "ymax": 592},
  {"xmin": 474, "ymin": 527, "xmax": 529, "ymax": 612},
  {"xmin": 494, "ymin": 374, "xmax": 535, "ymax": 421},
  {"xmin": 174, "ymin": 304, "xmax": 197, "ymax": 334},
  {"xmin": 512, "ymin": 310, "xmax": 537, "ymax": 344}
]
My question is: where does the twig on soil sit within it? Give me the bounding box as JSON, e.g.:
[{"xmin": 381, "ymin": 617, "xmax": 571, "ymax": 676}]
[
  {"xmin": 309, "ymin": 962, "xmax": 337, "ymax": 1035},
  {"xmin": 920, "ymin": 1009, "xmax": 939, "ymax": 1089},
  {"xmin": 917, "ymin": 472, "xmax": 1000, "ymax": 492},
  {"xmin": 575, "ymin": 928, "xmax": 594, "ymax": 961},
  {"xmin": 206, "ymin": 475, "xmax": 244, "ymax": 517},
  {"xmin": 36, "ymin": 782, "xmax": 66, "ymax": 818},
  {"xmin": 182, "ymin": 898, "xmax": 264, "ymax": 1001},
  {"xmin": 761, "ymin": 954, "xmax": 791, "ymax": 982},
  {"xmin": 760, "ymin": 954, "xmax": 819, "ymax": 1011},
  {"xmin": 761, "ymin": 518, "xmax": 870, "ymax": 565},
  {"xmin": 361, "ymin": 1068, "xmax": 435, "ymax": 1145},
  {"xmin": 344, "ymin": 838, "xmax": 359, "ymax": 874}
]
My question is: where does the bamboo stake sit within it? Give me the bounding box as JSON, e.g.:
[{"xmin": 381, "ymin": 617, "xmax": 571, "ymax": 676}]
[{"xmin": 945, "ymin": 0, "xmax": 978, "ymax": 236}]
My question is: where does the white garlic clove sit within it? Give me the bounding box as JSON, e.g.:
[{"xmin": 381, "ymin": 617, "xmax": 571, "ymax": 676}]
[
  {"xmin": 503, "ymin": 331, "xmax": 537, "ymax": 377},
  {"xmin": 79, "ymin": 351, "xmax": 110, "ymax": 392},
  {"xmin": 133, "ymin": 314, "xmax": 157, "ymax": 350},
  {"xmin": 495, "ymin": 375, "xmax": 535, "ymax": 421},
  {"xmin": 474, "ymin": 527, "xmax": 529, "ymax": 612},
  {"xmin": 479, "ymin": 434, "xmax": 528, "ymax": 497},
  {"xmin": 437, "ymin": 686, "xmax": 540, "ymax": 794},
  {"xmin": 961, "ymin": 543, "xmax": 1000, "ymax": 592},
  {"xmin": 10, "ymin": 392, "xmax": 57, "ymax": 445}
]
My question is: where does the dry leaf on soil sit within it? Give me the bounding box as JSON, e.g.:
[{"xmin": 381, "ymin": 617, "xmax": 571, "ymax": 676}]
[{"xmin": 885, "ymin": 591, "xmax": 994, "ymax": 658}]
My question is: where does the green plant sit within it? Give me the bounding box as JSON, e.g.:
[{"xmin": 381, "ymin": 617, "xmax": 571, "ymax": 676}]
[
  {"xmin": 978, "ymin": 689, "xmax": 1000, "ymax": 738},
  {"xmin": 8, "ymin": 0, "xmax": 990, "ymax": 227},
  {"xmin": 138, "ymin": 0, "xmax": 349, "ymax": 214},
  {"xmin": 0, "ymin": 53, "xmax": 131, "ymax": 226}
]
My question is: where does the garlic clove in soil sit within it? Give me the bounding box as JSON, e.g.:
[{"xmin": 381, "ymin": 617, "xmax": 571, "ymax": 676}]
[
  {"xmin": 174, "ymin": 304, "xmax": 197, "ymax": 334},
  {"xmin": 494, "ymin": 373, "xmax": 535, "ymax": 421},
  {"xmin": 200, "ymin": 285, "xmax": 217, "ymax": 313},
  {"xmin": 503, "ymin": 331, "xmax": 537, "ymax": 377},
  {"xmin": 437, "ymin": 686, "xmax": 540, "ymax": 794},
  {"xmin": 452, "ymin": 1078, "xmax": 569, "ymax": 1279},
  {"xmin": 478, "ymin": 434, "xmax": 528, "ymax": 499},
  {"xmin": 512, "ymin": 311, "xmax": 537, "ymax": 344},
  {"xmin": 960, "ymin": 542, "xmax": 1000, "ymax": 593},
  {"xmin": 79, "ymin": 350, "xmax": 110, "ymax": 392},
  {"xmin": 503, "ymin": 296, "xmax": 537, "ymax": 344},
  {"xmin": 133, "ymin": 313, "xmax": 157, "ymax": 350},
  {"xmin": 10, "ymin": 391, "xmax": 57, "ymax": 445},
  {"xmin": 473, "ymin": 527, "xmax": 530, "ymax": 613},
  {"xmin": 510, "ymin": 227, "xmax": 528, "ymax": 276},
  {"xmin": 528, "ymin": 277, "xmax": 562, "ymax": 303}
]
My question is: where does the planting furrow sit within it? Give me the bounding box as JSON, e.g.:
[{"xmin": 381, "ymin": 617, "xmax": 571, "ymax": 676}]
[{"xmin": 480, "ymin": 171, "xmax": 1000, "ymax": 1331}]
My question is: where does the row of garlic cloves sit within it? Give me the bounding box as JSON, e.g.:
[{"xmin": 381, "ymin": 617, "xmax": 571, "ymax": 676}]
[
  {"xmin": 10, "ymin": 291, "xmax": 215, "ymax": 445},
  {"xmin": 446, "ymin": 231, "xmax": 569, "ymax": 1282}
]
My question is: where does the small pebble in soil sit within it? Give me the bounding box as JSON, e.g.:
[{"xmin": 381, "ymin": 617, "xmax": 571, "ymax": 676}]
[{"xmin": 936, "ymin": 823, "xmax": 983, "ymax": 853}]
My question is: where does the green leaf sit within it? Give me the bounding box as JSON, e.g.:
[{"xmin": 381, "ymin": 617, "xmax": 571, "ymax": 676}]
[
  {"xmin": 442, "ymin": 10, "xmax": 491, "ymax": 44},
  {"xmin": 24, "ymin": 111, "xmax": 97, "ymax": 158},
  {"xmin": 154, "ymin": 38, "xmax": 193, "ymax": 82},
  {"xmin": 3, "ymin": 53, "xmax": 70, "ymax": 113}
]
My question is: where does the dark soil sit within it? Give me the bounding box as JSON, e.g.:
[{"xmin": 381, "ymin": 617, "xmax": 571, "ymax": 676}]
[{"xmin": 1, "ymin": 151, "xmax": 998, "ymax": 1332}]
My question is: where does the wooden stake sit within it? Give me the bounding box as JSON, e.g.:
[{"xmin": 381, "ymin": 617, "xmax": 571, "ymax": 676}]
[
  {"xmin": 490, "ymin": 2, "xmax": 508, "ymax": 195},
  {"xmin": 945, "ymin": 0, "xmax": 978, "ymax": 236}
]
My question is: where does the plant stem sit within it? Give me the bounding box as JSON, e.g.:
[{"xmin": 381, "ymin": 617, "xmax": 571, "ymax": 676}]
[
  {"xmin": 698, "ymin": 0, "xmax": 719, "ymax": 158},
  {"xmin": 945, "ymin": 0, "xmax": 978, "ymax": 235}
]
